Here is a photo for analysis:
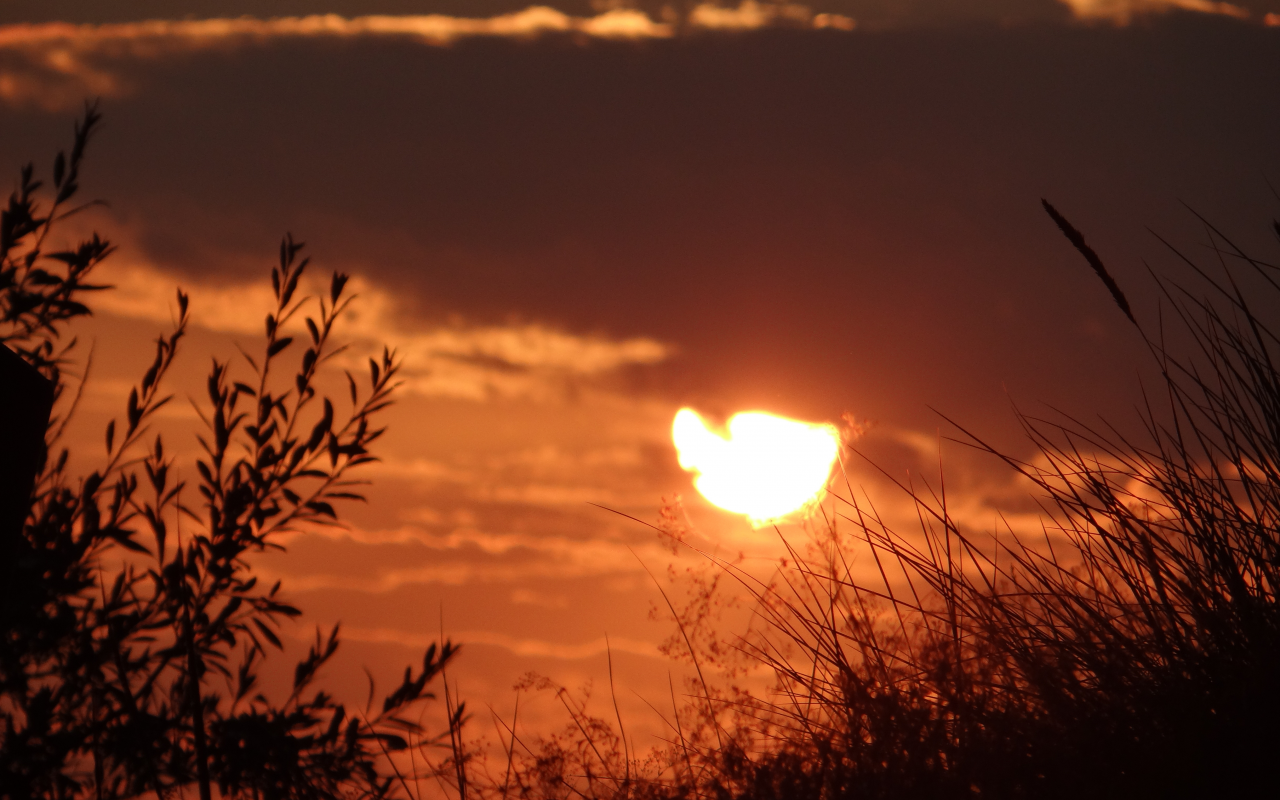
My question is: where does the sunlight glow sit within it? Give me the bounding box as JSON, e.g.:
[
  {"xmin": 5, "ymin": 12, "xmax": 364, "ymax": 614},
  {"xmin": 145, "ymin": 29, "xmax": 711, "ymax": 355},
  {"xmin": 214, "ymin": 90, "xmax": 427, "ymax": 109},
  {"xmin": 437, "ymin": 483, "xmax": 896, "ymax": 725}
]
[{"xmin": 672, "ymin": 408, "xmax": 840, "ymax": 526}]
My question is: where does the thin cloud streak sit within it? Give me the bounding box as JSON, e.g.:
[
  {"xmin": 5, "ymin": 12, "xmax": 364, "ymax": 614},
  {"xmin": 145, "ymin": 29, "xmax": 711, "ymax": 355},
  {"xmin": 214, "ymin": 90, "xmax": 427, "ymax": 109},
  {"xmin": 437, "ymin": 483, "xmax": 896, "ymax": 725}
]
[
  {"xmin": 1058, "ymin": 0, "xmax": 1251, "ymax": 23},
  {"xmin": 0, "ymin": 7, "xmax": 673, "ymax": 47},
  {"xmin": 688, "ymin": 0, "xmax": 853, "ymax": 30},
  {"xmin": 328, "ymin": 625, "xmax": 661, "ymax": 660},
  {"xmin": 0, "ymin": 3, "xmax": 854, "ymax": 109},
  {"xmin": 256, "ymin": 526, "xmax": 683, "ymax": 590}
]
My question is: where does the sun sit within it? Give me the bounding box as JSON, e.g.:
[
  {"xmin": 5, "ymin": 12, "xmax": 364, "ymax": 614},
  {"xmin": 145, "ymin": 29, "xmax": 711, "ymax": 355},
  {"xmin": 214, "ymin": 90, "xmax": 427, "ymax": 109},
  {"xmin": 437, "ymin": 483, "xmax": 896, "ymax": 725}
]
[{"xmin": 672, "ymin": 407, "xmax": 841, "ymax": 526}]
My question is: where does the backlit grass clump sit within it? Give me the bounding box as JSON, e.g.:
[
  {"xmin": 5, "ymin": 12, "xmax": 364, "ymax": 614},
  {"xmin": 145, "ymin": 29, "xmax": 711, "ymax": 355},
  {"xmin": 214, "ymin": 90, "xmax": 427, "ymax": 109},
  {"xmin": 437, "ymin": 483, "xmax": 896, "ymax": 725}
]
[{"xmin": 484, "ymin": 213, "xmax": 1280, "ymax": 800}]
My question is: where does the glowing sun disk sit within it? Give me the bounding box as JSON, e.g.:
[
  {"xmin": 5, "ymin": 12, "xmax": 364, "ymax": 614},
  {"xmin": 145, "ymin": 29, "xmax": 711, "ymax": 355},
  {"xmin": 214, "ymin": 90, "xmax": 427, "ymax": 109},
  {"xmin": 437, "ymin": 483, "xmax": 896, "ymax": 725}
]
[{"xmin": 672, "ymin": 408, "xmax": 840, "ymax": 525}]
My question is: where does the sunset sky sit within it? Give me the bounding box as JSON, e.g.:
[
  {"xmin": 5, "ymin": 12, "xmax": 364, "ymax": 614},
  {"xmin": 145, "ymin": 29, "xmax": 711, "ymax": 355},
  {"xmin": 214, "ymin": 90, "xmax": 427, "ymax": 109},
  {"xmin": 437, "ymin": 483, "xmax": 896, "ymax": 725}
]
[{"xmin": 4, "ymin": 0, "xmax": 1280, "ymax": 745}]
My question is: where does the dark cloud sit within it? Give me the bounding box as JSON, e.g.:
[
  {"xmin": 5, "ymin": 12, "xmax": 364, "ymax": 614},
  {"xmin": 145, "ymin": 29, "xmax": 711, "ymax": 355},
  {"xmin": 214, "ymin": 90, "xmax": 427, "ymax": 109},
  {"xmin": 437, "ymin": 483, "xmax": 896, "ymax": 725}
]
[{"xmin": 3, "ymin": 16, "xmax": 1279, "ymax": 441}]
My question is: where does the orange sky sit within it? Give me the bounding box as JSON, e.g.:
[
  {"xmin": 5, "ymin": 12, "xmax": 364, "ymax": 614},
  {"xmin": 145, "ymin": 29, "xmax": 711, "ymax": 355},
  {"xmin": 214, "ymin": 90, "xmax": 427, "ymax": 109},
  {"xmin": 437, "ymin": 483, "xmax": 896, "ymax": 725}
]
[{"xmin": 5, "ymin": 0, "xmax": 1280, "ymax": 753}]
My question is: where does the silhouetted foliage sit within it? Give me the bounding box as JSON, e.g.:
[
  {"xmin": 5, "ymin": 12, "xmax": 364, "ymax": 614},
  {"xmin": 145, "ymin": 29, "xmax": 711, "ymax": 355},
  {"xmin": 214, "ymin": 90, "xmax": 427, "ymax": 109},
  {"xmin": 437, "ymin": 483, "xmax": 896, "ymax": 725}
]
[
  {"xmin": 8, "ymin": 109, "xmax": 1278, "ymax": 800},
  {"xmin": 0, "ymin": 107, "xmax": 458, "ymax": 800},
  {"xmin": 471, "ymin": 208, "xmax": 1280, "ymax": 800},
  {"xmin": 683, "ymin": 204, "xmax": 1280, "ymax": 800}
]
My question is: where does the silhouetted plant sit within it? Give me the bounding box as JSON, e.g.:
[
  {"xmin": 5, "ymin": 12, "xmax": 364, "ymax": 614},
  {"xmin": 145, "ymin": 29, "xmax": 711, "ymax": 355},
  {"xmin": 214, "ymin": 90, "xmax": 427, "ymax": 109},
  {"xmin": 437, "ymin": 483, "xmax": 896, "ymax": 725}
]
[
  {"xmin": 0, "ymin": 107, "xmax": 459, "ymax": 800},
  {"xmin": 676, "ymin": 203, "xmax": 1280, "ymax": 800},
  {"xmin": 485, "ymin": 204, "xmax": 1280, "ymax": 800}
]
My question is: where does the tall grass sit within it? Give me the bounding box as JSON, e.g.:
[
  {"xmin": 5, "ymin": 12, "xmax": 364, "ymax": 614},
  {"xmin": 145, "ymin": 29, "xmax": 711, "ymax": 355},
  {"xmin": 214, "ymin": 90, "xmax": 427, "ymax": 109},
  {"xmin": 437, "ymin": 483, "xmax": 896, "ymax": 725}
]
[
  {"xmin": 481, "ymin": 206, "xmax": 1280, "ymax": 800},
  {"xmin": 725, "ymin": 206, "xmax": 1280, "ymax": 799}
]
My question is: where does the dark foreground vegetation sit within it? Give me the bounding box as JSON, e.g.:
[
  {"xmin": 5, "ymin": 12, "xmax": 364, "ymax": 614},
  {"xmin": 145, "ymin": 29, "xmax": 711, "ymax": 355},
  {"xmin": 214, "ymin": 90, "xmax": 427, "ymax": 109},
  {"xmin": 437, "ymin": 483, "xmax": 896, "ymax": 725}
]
[
  {"xmin": 487, "ymin": 198, "xmax": 1280, "ymax": 799},
  {"xmin": 4, "ymin": 111, "xmax": 1279, "ymax": 799},
  {"xmin": 1, "ymin": 110, "xmax": 460, "ymax": 800}
]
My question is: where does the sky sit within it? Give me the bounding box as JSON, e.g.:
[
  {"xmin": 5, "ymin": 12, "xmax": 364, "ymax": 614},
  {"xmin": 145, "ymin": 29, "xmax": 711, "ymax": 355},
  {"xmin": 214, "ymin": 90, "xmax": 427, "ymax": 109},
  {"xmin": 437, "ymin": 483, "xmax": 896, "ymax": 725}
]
[{"xmin": 4, "ymin": 0, "xmax": 1280, "ymax": 750}]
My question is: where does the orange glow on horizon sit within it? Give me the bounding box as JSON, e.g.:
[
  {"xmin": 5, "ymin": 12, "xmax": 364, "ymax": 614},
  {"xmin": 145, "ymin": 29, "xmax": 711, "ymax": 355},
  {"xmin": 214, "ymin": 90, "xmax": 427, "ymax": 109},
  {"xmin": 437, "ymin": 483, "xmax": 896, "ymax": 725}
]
[{"xmin": 672, "ymin": 407, "xmax": 840, "ymax": 526}]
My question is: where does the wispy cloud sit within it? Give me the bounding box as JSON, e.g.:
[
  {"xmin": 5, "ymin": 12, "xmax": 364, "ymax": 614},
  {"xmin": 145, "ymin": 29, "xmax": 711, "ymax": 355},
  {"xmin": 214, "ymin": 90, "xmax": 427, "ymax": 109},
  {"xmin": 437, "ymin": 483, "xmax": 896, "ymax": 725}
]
[
  {"xmin": 689, "ymin": 1, "xmax": 853, "ymax": 30},
  {"xmin": 330, "ymin": 625, "xmax": 661, "ymax": 660},
  {"xmin": 1058, "ymin": 0, "xmax": 1250, "ymax": 24},
  {"xmin": 359, "ymin": 447, "xmax": 670, "ymax": 512},
  {"xmin": 0, "ymin": 6, "xmax": 672, "ymax": 49},
  {"xmin": 388, "ymin": 324, "xmax": 669, "ymax": 403},
  {"xmin": 0, "ymin": 3, "xmax": 852, "ymax": 110},
  {"xmin": 256, "ymin": 523, "xmax": 681, "ymax": 590},
  {"xmin": 94, "ymin": 260, "xmax": 671, "ymax": 402}
]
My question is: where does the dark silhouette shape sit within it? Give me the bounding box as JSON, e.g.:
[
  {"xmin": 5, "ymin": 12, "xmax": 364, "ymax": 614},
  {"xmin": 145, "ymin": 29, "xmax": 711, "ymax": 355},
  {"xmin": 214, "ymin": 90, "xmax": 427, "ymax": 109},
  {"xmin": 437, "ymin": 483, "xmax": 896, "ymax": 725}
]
[
  {"xmin": 0, "ymin": 342, "xmax": 51, "ymax": 551},
  {"xmin": 1042, "ymin": 198, "xmax": 1137, "ymax": 325},
  {"xmin": 1, "ymin": 109, "xmax": 463, "ymax": 800}
]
